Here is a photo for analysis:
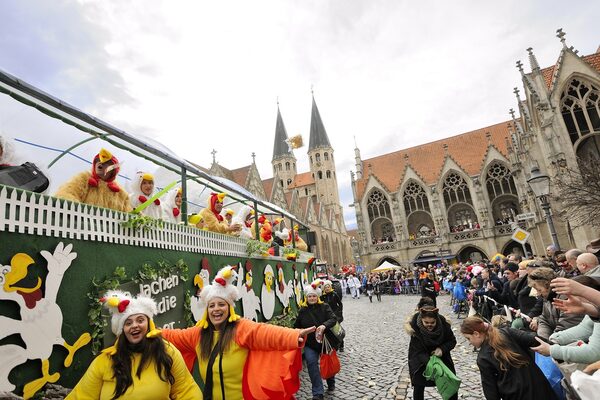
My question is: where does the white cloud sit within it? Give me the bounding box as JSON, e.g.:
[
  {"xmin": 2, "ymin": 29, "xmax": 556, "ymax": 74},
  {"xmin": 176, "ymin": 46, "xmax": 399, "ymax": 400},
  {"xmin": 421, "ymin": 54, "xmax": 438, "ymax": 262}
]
[{"xmin": 2, "ymin": 0, "xmax": 599, "ymax": 228}]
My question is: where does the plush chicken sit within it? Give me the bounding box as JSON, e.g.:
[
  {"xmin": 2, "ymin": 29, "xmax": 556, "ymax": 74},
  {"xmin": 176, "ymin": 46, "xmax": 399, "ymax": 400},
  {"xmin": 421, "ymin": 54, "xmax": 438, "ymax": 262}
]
[{"xmin": 259, "ymin": 216, "xmax": 273, "ymax": 244}]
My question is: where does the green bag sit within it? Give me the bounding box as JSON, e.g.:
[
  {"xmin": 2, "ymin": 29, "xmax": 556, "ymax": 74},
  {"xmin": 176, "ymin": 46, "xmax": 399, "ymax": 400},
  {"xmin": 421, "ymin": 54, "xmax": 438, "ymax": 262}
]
[{"xmin": 423, "ymin": 355, "xmax": 461, "ymax": 400}]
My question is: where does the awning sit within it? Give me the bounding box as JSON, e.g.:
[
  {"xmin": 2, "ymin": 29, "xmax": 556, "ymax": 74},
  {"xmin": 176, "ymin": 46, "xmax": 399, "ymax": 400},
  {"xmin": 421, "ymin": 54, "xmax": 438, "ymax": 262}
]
[{"xmin": 412, "ymin": 254, "xmax": 456, "ymax": 264}]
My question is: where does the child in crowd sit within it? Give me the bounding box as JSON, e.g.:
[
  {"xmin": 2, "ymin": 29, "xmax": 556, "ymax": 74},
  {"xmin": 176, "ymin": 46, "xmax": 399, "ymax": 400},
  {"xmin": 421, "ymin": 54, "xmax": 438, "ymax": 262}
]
[{"xmin": 129, "ymin": 171, "xmax": 163, "ymax": 219}]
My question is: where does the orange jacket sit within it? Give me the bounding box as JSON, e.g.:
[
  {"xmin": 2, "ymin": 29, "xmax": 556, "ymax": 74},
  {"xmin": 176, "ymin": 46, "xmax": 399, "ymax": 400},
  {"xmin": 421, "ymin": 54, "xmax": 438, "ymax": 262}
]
[{"xmin": 162, "ymin": 319, "xmax": 303, "ymax": 400}]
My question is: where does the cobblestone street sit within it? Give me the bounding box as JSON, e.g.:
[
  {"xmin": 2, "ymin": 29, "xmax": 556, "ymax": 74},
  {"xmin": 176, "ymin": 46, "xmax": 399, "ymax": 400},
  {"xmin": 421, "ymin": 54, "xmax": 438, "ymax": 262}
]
[{"xmin": 297, "ymin": 293, "xmax": 485, "ymax": 400}]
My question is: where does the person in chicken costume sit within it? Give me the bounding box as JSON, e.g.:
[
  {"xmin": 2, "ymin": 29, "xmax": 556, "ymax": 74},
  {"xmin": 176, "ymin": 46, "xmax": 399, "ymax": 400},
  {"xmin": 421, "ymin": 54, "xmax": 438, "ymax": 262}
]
[
  {"xmin": 55, "ymin": 148, "xmax": 132, "ymax": 212},
  {"xmin": 231, "ymin": 204, "xmax": 255, "ymax": 239},
  {"xmin": 128, "ymin": 171, "xmax": 163, "ymax": 219},
  {"xmin": 284, "ymin": 225, "xmax": 308, "ymax": 252},
  {"xmin": 200, "ymin": 192, "xmax": 241, "ymax": 235},
  {"xmin": 162, "ymin": 266, "xmax": 316, "ymax": 400},
  {"xmin": 66, "ymin": 291, "xmax": 201, "ymax": 400},
  {"xmin": 162, "ymin": 187, "xmax": 182, "ymax": 224}
]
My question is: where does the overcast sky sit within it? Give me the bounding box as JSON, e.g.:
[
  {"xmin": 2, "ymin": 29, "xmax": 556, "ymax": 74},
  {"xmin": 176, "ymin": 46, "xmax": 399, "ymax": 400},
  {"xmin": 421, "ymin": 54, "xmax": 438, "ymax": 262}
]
[{"xmin": 0, "ymin": 0, "xmax": 599, "ymax": 229}]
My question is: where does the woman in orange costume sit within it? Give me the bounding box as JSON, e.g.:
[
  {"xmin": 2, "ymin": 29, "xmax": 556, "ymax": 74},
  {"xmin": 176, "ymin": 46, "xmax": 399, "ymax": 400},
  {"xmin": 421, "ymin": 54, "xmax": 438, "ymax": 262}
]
[
  {"xmin": 199, "ymin": 192, "xmax": 241, "ymax": 235},
  {"xmin": 162, "ymin": 266, "xmax": 315, "ymax": 400}
]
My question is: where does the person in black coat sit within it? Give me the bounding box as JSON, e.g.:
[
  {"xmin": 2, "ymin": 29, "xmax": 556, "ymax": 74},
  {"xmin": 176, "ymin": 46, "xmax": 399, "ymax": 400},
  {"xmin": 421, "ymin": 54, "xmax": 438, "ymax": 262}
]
[
  {"xmin": 294, "ymin": 282, "xmax": 339, "ymax": 400},
  {"xmin": 405, "ymin": 305, "xmax": 458, "ymax": 400},
  {"xmin": 421, "ymin": 274, "xmax": 438, "ymax": 307},
  {"xmin": 321, "ymin": 279, "xmax": 345, "ymax": 351},
  {"xmin": 460, "ymin": 316, "xmax": 558, "ymax": 400}
]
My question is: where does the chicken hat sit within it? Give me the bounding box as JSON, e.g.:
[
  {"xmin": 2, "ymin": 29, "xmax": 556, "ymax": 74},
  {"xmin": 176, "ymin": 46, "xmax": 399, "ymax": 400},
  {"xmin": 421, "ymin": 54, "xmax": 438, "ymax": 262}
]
[
  {"xmin": 89, "ymin": 148, "xmax": 121, "ymax": 192},
  {"xmin": 301, "ymin": 279, "xmax": 324, "ymax": 306},
  {"xmin": 100, "ymin": 290, "xmax": 161, "ymax": 354},
  {"xmin": 196, "ymin": 265, "xmax": 242, "ymax": 329},
  {"xmin": 208, "ymin": 192, "xmax": 226, "ymax": 221}
]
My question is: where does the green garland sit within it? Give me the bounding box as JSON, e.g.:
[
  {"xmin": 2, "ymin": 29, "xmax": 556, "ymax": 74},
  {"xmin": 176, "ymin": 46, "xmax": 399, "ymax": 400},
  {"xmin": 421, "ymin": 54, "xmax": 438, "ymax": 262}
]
[
  {"xmin": 87, "ymin": 266, "xmax": 128, "ymax": 354},
  {"xmin": 87, "ymin": 259, "xmax": 192, "ymax": 354},
  {"xmin": 266, "ymin": 305, "xmax": 298, "ymax": 328},
  {"xmin": 120, "ymin": 214, "xmax": 164, "ymax": 232},
  {"xmin": 245, "ymin": 239, "xmax": 270, "ymax": 257}
]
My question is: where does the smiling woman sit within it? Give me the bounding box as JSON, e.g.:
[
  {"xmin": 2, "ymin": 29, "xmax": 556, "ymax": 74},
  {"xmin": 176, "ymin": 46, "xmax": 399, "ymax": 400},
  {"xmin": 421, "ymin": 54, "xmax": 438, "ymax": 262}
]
[
  {"xmin": 162, "ymin": 265, "xmax": 315, "ymax": 400},
  {"xmin": 66, "ymin": 290, "xmax": 201, "ymax": 400}
]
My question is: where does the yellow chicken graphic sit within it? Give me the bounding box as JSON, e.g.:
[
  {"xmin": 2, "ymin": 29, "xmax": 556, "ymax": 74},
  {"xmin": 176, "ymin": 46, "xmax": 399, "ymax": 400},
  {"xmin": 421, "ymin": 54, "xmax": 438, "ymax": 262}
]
[
  {"xmin": 0, "ymin": 242, "xmax": 91, "ymax": 399},
  {"xmin": 260, "ymin": 264, "xmax": 275, "ymax": 319}
]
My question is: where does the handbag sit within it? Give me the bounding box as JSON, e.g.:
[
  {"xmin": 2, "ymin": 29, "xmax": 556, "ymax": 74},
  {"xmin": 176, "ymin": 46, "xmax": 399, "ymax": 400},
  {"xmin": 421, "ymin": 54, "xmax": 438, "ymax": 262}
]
[
  {"xmin": 319, "ymin": 335, "xmax": 340, "ymax": 379},
  {"xmin": 0, "ymin": 162, "xmax": 49, "ymax": 193},
  {"xmin": 423, "ymin": 355, "xmax": 461, "ymax": 400},
  {"xmin": 330, "ymin": 321, "xmax": 346, "ymax": 341}
]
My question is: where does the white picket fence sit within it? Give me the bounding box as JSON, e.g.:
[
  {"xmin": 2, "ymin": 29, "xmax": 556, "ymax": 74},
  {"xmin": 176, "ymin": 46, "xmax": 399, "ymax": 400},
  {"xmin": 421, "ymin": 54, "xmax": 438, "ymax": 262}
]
[{"xmin": 0, "ymin": 186, "xmax": 248, "ymax": 257}]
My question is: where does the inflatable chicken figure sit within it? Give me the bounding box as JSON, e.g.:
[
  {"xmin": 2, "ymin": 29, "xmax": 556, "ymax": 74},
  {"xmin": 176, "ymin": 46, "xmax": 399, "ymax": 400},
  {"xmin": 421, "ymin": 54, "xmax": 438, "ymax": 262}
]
[
  {"xmin": 275, "ymin": 263, "xmax": 294, "ymax": 308},
  {"xmin": 236, "ymin": 260, "xmax": 261, "ymax": 321},
  {"xmin": 261, "ymin": 264, "xmax": 275, "ymax": 319}
]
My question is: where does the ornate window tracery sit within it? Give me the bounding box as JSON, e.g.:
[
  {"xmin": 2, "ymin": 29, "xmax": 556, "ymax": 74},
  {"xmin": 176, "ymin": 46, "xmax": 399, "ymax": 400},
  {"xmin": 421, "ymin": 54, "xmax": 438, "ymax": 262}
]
[
  {"xmin": 442, "ymin": 173, "xmax": 473, "ymax": 208},
  {"xmin": 403, "ymin": 181, "xmax": 431, "ymax": 216},
  {"xmin": 561, "ymin": 78, "xmax": 600, "ymax": 144},
  {"xmin": 485, "ymin": 163, "xmax": 517, "ymax": 201},
  {"xmin": 367, "ymin": 189, "xmax": 392, "ymax": 220}
]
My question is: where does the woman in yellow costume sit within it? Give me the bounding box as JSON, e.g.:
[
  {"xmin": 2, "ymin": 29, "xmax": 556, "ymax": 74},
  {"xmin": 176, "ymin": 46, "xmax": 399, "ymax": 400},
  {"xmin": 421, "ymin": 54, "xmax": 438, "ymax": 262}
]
[
  {"xmin": 162, "ymin": 266, "xmax": 316, "ymax": 400},
  {"xmin": 66, "ymin": 291, "xmax": 200, "ymax": 400},
  {"xmin": 199, "ymin": 192, "xmax": 241, "ymax": 235},
  {"xmin": 55, "ymin": 148, "xmax": 132, "ymax": 212}
]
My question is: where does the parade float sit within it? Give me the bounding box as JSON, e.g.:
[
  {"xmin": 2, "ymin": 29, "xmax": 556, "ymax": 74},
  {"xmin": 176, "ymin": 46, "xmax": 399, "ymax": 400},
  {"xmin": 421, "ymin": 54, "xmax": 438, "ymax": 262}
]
[{"xmin": 0, "ymin": 68, "xmax": 315, "ymax": 398}]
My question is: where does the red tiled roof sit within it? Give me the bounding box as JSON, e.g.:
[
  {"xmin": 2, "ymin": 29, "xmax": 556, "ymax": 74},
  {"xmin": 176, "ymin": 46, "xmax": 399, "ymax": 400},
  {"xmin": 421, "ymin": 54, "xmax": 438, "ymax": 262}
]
[
  {"xmin": 262, "ymin": 177, "xmax": 274, "ymax": 200},
  {"xmin": 230, "ymin": 165, "xmax": 251, "ymax": 187},
  {"xmin": 284, "ymin": 191, "xmax": 293, "ymax": 208},
  {"xmin": 289, "ymin": 172, "xmax": 314, "ymax": 188},
  {"xmin": 540, "ymin": 51, "xmax": 600, "ymax": 88},
  {"xmin": 347, "ymin": 229, "xmax": 358, "ymax": 239},
  {"xmin": 355, "ymin": 121, "xmax": 511, "ymax": 200}
]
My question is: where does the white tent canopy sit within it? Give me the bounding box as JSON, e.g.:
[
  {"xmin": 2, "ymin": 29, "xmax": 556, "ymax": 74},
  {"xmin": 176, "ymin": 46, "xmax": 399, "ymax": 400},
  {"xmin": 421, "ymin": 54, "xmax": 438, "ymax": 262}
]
[{"xmin": 371, "ymin": 261, "xmax": 400, "ymax": 272}]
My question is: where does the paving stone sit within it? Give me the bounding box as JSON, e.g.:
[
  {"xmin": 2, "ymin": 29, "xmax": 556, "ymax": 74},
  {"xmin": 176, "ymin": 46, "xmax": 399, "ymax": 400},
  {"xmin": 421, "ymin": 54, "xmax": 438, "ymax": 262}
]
[{"xmin": 297, "ymin": 293, "xmax": 484, "ymax": 399}]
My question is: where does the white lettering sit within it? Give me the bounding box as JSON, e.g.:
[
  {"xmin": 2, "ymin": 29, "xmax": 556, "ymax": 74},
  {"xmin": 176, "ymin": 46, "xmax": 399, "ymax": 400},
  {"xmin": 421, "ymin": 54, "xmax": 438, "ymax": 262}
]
[{"xmin": 162, "ymin": 322, "xmax": 175, "ymax": 329}]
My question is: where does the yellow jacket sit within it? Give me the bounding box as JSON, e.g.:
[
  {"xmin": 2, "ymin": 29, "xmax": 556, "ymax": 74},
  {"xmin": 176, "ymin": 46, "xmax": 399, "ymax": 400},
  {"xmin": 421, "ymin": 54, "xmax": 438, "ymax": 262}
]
[
  {"xmin": 65, "ymin": 341, "xmax": 201, "ymax": 400},
  {"xmin": 55, "ymin": 171, "xmax": 132, "ymax": 212},
  {"xmin": 199, "ymin": 207, "xmax": 230, "ymax": 234}
]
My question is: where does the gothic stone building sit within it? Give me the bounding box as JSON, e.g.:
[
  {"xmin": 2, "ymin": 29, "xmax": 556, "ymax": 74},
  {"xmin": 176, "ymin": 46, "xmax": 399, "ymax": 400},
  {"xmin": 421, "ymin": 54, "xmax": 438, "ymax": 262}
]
[
  {"xmin": 209, "ymin": 96, "xmax": 353, "ymax": 268},
  {"xmin": 351, "ymin": 33, "xmax": 600, "ymax": 268}
]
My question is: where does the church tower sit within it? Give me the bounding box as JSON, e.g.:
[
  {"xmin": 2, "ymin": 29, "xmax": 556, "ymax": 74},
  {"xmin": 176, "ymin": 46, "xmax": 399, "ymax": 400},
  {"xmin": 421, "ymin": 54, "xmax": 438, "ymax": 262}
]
[
  {"xmin": 307, "ymin": 95, "xmax": 342, "ymax": 213},
  {"xmin": 271, "ymin": 104, "xmax": 297, "ymax": 190}
]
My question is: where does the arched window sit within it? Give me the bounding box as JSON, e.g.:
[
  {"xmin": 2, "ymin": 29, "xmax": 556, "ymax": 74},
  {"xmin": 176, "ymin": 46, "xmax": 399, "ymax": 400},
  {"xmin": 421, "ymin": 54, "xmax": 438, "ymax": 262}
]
[
  {"xmin": 324, "ymin": 152, "xmax": 329, "ymax": 161},
  {"xmin": 278, "ymin": 163, "xmax": 282, "ymax": 171},
  {"xmin": 315, "ymin": 153, "xmax": 321, "ymax": 162},
  {"xmin": 285, "ymin": 162, "xmax": 290, "ymax": 171},
  {"xmin": 367, "ymin": 189, "xmax": 392, "ymax": 221},
  {"xmin": 309, "ymin": 156, "xmax": 312, "ymax": 165},
  {"xmin": 442, "ymin": 172, "xmax": 472, "ymax": 208},
  {"xmin": 279, "ymin": 180, "xmax": 283, "ymax": 187},
  {"xmin": 287, "ymin": 178, "xmax": 292, "ymax": 186},
  {"xmin": 403, "ymin": 181, "xmax": 431, "ymax": 216},
  {"xmin": 326, "ymin": 170, "xmax": 331, "ymax": 178},
  {"xmin": 561, "ymin": 78, "xmax": 600, "ymax": 144},
  {"xmin": 318, "ymin": 171, "xmax": 323, "ymax": 179},
  {"xmin": 293, "ymin": 163, "xmax": 296, "ymax": 170},
  {"xmin": 305, "ymin": 188, "xmax": 309, "ymax": 196},
  {"xmin": 486, "ymin": 163, "xmax": 518, "ymax": 201}
]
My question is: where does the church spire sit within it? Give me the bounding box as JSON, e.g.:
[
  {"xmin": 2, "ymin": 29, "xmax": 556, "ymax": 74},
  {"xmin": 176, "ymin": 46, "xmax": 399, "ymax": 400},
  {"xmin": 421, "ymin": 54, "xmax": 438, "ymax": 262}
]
[
  {"xmin": 272, "ymin": 104, "xmax": 294, "ymax": 162},
  {"xmin": 308, "ymin": 94, "xmax": 332, "ymax": 150}
]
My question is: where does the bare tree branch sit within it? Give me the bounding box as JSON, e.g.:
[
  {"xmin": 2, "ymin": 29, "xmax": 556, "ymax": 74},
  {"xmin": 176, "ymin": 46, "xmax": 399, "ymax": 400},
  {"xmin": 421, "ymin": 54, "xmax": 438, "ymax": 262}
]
[{"xmin": 554, "ymin": 159, "xmax": 600, "ymax": 229}]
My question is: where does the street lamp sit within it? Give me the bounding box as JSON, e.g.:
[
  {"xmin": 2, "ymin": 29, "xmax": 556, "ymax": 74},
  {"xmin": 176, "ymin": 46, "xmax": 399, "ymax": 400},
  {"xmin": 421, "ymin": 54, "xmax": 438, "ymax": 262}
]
[{"xmin": 527, "ymin": 166, "xmax": 560, "ymax": 250}]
